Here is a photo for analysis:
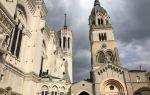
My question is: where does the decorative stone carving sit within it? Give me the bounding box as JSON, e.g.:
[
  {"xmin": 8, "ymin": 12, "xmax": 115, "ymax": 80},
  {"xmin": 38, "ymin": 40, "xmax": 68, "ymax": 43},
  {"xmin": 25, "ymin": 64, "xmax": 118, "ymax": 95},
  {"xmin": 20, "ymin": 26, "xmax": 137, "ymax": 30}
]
[
  {"xmin": 0, "ymin": 9, "xmax": 14, "ymax": 33},
  {"xmin": 0, "ymin": 31, "xmax": 9, "ymax": 54},
  {"xmin": 105, "ymin": 54, "xmax": 112, "ymax": 63},
  {"xmin": 0, "ymin": 63, "xmax": 4, "ymax": 81}
]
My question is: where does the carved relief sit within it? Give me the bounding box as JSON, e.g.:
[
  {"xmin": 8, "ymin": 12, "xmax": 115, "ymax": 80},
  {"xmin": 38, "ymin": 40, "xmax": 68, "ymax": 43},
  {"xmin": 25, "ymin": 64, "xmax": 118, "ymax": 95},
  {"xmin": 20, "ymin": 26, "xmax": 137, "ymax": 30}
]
[{"xmin": 0, "ymin": 9, "xmax": 14, "ymax": 33}]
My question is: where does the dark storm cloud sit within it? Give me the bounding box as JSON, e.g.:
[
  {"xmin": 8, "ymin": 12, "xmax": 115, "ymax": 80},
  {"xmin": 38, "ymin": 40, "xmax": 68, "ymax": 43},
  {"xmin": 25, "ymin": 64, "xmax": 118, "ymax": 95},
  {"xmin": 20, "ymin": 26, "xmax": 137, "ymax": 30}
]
[
  {"xmin": 45, "ymin": 0, "xmax": 150, "ymax": 82},
  {"xmin": 115, "ymin": 0, "xmax": 150, "ymax": 43}
]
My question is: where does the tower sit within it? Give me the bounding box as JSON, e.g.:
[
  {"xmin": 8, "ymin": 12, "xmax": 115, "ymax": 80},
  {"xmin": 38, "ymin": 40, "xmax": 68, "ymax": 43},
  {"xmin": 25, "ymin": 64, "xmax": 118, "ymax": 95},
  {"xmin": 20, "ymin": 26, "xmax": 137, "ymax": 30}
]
[
  {"xmin": 58, "ymin": 14, "xmax": 73, "ymax": 83},
  {"xmin": 89, "ymin": 0, "xmax": 120, "ymax": 70}
]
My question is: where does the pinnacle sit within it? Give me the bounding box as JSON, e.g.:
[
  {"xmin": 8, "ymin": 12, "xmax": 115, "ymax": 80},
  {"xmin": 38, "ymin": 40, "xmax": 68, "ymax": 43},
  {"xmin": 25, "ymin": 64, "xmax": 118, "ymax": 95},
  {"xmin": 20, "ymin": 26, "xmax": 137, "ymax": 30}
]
[{"xmin": 94, "ymin": 0, "xmax": 100, "ymax": 6}]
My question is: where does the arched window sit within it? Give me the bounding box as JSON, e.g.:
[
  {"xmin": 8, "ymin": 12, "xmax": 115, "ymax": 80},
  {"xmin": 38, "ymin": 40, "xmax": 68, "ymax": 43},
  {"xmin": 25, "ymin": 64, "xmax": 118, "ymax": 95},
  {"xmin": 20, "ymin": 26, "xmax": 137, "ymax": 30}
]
[
  {"xmin": 68, "ymin": 37, "xmax": 70, "ymax": 49},
  {"xmin": 102, "ymin": 33, "xmax": 105, "ymax": 41},
  {"xmin": 106, "ymin": 51, "xmax": 114, "ymax": 63},
  {"xmin": 51, "ymin": 91, "xmax": 54, "ymax": 95},
  {"xmin": 101, "ymin": 18, "xmax": 103, "ymax": 25},
  {"xmin": 98, "ymin": 19, "xmax": 101, "ymax": 25},
  {"xmin": 16, "ymin": 29, "xmax": 23, "ymax": 58},
  {"xmin": 63, "ymin": 37, "xmax": 66, "ymax": 48},
  {"xmin": 52, "ymin": 86, "xmax": 58, "ymax": 95},
  {"xmin": 104, "ymin": 33, "xmax": 107, "ymax": 40},
  {"xmin": 10, "ymin": 4, "xmax": 27, "ymax": 58},
  {"xmin": 99, "ymin": 33, "xmax": 107, "ymax": 41},
  {"xmin": 41, "ymin": 85, "xmax": 49, "ymax": 95},
  {"xmin": 79, "ymin": 91, "xmax": 89, "ymax": 95},
  {"xmin": 97, "ymin": 51, "xmax": 105, "ymax": 63},
  {"xmin": 59, "ymin": 38, "xmax": 61, "ymax": 48},
  {"xmin": 106, "ymin": 20, "xmax": 109, "ymax": 24}
]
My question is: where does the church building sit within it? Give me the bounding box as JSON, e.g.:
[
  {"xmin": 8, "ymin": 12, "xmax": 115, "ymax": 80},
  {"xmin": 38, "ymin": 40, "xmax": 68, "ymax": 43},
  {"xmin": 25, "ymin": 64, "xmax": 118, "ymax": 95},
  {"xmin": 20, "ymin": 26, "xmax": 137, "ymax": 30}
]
[
  {"xmin": 0, "ymin": 0, "xmax": 150, "ymax": 95},
  {"xmin": 71, "ymin": 0, "xmax": 150, "ymax": 95},
  {"xmin": 0, "ymin": 0, "xmax": 72, "ymax": 95}
]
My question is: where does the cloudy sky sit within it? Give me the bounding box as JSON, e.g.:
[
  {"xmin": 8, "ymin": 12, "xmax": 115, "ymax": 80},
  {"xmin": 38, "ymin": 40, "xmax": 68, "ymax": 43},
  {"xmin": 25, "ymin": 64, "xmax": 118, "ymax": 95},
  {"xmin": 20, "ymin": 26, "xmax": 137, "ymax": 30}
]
[{"xmin": 44, "ymin": 0, "xmax": 150, "ymax": 82}]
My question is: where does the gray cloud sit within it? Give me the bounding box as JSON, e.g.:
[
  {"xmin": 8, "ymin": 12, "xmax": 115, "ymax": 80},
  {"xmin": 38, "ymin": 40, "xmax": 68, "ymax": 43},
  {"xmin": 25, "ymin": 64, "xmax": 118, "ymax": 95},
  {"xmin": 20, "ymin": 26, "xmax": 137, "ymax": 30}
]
[{"xmin": 45, "ymin": 0, "xmax": 150, "ymax": 82}]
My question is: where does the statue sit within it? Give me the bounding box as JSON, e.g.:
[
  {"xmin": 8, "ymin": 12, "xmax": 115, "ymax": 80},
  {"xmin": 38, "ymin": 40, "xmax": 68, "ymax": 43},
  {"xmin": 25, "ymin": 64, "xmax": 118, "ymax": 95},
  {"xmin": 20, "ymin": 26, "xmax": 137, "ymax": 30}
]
[
  {"xmin": 105, "ymin": 54, "xmax": 112, "ymax": 63},
  {"xmin": 0, "ymin": 32, "xmax": 9, "ymax": 52}
]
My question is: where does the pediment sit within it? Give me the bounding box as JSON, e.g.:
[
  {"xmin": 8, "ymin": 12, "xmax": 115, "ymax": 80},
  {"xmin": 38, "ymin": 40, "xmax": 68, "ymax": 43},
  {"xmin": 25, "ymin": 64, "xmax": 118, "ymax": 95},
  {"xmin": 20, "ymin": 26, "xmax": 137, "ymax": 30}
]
[{"xmin": 93, "ymin": 63, "xmax": 128, "ymax": 75}]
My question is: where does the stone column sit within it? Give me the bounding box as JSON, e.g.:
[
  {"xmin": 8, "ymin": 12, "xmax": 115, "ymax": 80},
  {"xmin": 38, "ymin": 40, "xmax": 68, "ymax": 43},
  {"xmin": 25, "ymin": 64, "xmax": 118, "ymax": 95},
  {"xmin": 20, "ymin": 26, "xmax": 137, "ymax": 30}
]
[{"xmin": 8, "ymin": 26, "xmax": 15, "ymax": 52}]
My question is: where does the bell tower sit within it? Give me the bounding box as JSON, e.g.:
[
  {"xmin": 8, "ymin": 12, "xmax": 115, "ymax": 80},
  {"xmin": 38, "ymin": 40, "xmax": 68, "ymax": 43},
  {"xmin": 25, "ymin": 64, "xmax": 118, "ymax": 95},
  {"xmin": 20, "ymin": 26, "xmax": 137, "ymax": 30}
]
[
  {"xmin": 89, "ymin": 0, "xmax": 120, "ymax": 70},
  {"xmin": 58, "ymin": 14, "xmax": 73, "ymax": 83}
]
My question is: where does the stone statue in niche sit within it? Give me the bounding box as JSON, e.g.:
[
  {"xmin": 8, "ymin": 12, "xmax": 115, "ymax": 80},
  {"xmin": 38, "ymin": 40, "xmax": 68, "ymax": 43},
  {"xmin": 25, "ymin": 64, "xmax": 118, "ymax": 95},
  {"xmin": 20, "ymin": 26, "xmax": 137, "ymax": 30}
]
[
  {"xmin": 105, "ymin": 54, "xmax": 112, "ymax": 63},
  {"xmin": 0, "ymin": 32, "xmax": 5, "ymax": 47},
  {"xmin": 0, "ymin": 31, "xmax": 9, "ymax": 52},
  {"xmin": 0, "ymin": 63, "xmax": 4, "ymax": 81}
]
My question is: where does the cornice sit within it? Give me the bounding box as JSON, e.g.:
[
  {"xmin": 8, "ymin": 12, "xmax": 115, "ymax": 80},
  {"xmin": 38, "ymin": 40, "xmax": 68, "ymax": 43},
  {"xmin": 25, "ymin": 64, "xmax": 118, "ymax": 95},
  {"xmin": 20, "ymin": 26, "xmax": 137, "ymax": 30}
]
[
  {"xmin": 5, "ymin": 62, "xmax": 25, "ymax": 77},
  {"xmin": 0, "ymin": 2, "xmax": 16, "ymax": 25},
  {"xmin": 24, "ymin": 0, "xmax": 36, "ymax": 14}
]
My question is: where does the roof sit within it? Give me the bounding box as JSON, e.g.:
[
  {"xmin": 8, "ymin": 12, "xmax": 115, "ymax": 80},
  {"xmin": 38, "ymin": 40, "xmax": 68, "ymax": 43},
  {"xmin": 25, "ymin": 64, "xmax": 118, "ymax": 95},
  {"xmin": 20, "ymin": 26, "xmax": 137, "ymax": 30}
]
[
  {"xmin": 90, "ymin": 0, "xmax": 107, "ymax": 16},
  {"xmin": 129, "ymin": 70, "xmax": 147, "ymax": 72}
]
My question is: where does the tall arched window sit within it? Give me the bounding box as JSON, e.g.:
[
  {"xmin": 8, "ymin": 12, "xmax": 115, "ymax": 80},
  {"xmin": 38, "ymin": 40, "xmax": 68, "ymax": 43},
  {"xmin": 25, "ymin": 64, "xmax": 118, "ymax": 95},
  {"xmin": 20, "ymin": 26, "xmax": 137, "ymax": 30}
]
[
  {"xmin": 98, "ymin": 19, "xmax": 101, "ymax": 25},
  {"xmin": 97, "ymin": 51, "xmax": 105, "ymax": 63},
  {"xmin": 101, "ymin": 18, "xmax": 103, "ymax": 25},
  {"xmin": 16, "ymin": 29, "xmax": 23, "ymax": 58},
  {"xmin": 52, "ymin": 86, "xmax": 58, "ymax": 95},
  {"xmin": 59, "ymin": 38, "xmax": 61, "ymax": 48},
  {"xmin": 68, "ymin": 37, "xmax": 70, "ymax": 49},
  {"xmin": 106, "ymin": 51, "xmax": 114, "ymax": 63},
  {"xmin": 41, "ymin": 85, "xmax": 49, "ymax": 95},
  {"xmin": 106, "ymin": 20, "xmax": 109, "ymax": 24},
  {"xmin": 99, "ymin": 33, "xmax": 107, "ymax": 41},
  {"xmin": 63, "ymin": 37, "xmax": 66, "ymax": 48},
  {"xmin": 10, "ymin": 4, "xmax": 27, "ymax": 58}
]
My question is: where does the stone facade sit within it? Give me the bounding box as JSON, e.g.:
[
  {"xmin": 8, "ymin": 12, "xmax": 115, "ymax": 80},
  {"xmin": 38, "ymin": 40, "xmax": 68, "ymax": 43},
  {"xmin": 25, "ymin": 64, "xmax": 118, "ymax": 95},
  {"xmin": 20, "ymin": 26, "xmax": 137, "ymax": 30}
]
[
  {"xmin": 71, "ymin": 0, "xmax": 150, "ymax": 95},
  {"xmin": 0, "ymin": 0, "xmax": 72, "ymax": 95},
  {"xmin": 0, "ymin": 0, "xmax": 150, "ymax": 95}
]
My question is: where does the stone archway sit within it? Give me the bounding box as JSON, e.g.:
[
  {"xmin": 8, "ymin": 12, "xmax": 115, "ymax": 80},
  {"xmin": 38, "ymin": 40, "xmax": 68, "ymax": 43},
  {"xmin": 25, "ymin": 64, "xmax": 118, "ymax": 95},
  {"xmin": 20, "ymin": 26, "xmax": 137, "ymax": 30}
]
[
  {"xmin": 100, "ymin": 79, "xmax": 127, "ymax": 95},
  {"xmin": 134, "ymin": 87, "xmax": 150, "ymax": 95},
  {"xmin": 79, "ymin": 91, "xmax": 89, "ymax": 95}
]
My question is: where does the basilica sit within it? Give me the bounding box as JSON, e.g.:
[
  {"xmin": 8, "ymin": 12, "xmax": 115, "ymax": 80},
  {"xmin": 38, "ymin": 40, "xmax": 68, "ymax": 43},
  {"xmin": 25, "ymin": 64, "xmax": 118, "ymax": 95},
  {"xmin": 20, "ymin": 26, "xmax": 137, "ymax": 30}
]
[{"xmin": 0, "ymin": 0, "xmax": 150, "ymax": 95}]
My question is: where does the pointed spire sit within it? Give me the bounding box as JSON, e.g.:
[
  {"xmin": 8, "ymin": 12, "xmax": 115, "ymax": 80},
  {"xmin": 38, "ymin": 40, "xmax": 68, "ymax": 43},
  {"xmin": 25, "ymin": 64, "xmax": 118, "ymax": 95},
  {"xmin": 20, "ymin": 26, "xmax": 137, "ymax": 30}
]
[
  {"xmin": 94, "ymin": 0, "xmax": 100, "ymax": 6},
  {"xmin": 64, "ymin": 13, "xmax": 67, "ymax": 29}
]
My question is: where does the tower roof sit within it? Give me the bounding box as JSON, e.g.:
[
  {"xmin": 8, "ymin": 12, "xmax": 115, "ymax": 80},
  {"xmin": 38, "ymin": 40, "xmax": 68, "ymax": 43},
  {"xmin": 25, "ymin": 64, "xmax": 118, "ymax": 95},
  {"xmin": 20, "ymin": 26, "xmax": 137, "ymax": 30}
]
[
  {"xmin": 94, "ymin": 0, "xmax": 100, "ymax": 6},
  {"xmin": 91, "ymin": 0, "xmax": 107, "ymax": 16}
]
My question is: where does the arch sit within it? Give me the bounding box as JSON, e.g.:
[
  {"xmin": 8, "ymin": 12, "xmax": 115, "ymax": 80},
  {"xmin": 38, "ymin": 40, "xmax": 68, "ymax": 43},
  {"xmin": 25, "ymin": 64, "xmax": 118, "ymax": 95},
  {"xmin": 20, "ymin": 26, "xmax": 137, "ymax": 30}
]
[
  {"xmin": 52, "ymin": 85, "xmax": 59, "ymax": 95},
  {"xmin": 41, "ymin": 85, "xmax": 49, "ymax": 95},
  {"xmin": 79, "ymin": 91, "xmax": 89, "ymax": 95},
  {"xmin": 100, "ymin": 78, "xmax": 127, "ymax": 95},
  {"xmin": 15, "ymin": 4, "xmax": 27, "ymax": 23},
  {"xmin": 97, "ymin": 51, "xmax": 105, "ymax": 63},
  {"xmin": 59, "ymin": 38, "xmax": 61, "ymax": 47},
  {"xmin": 10, "ymin": 4, "xmax": 27, "ymax": 58},
  {"xmin": 106, "ymin": 20, "xmax": 109, "ymax": 24},
  {"xmin": 98, "ymin": 19, "xmax": 101, "ymax": 25},
  {"xmin": 101, "ymin": 18, "xmax": 103, "ymax": 25},
  {"xmin": 104, "ymin": 33, "xmax": 107, "ymax": 40},
  {"xmin": 68, "ymin": 37, "xmax": 70, "ymax": 49},
  {"xmin": 61, "ymin": 86, "xmax": 65, "ymax": 91},
  {"xmin": 63, "ymin": 37, "xmax": 66, "ymax": 48},
  {"xmin": 134, "ymin": 87, "xmax": 150, "ymax": 95}
]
